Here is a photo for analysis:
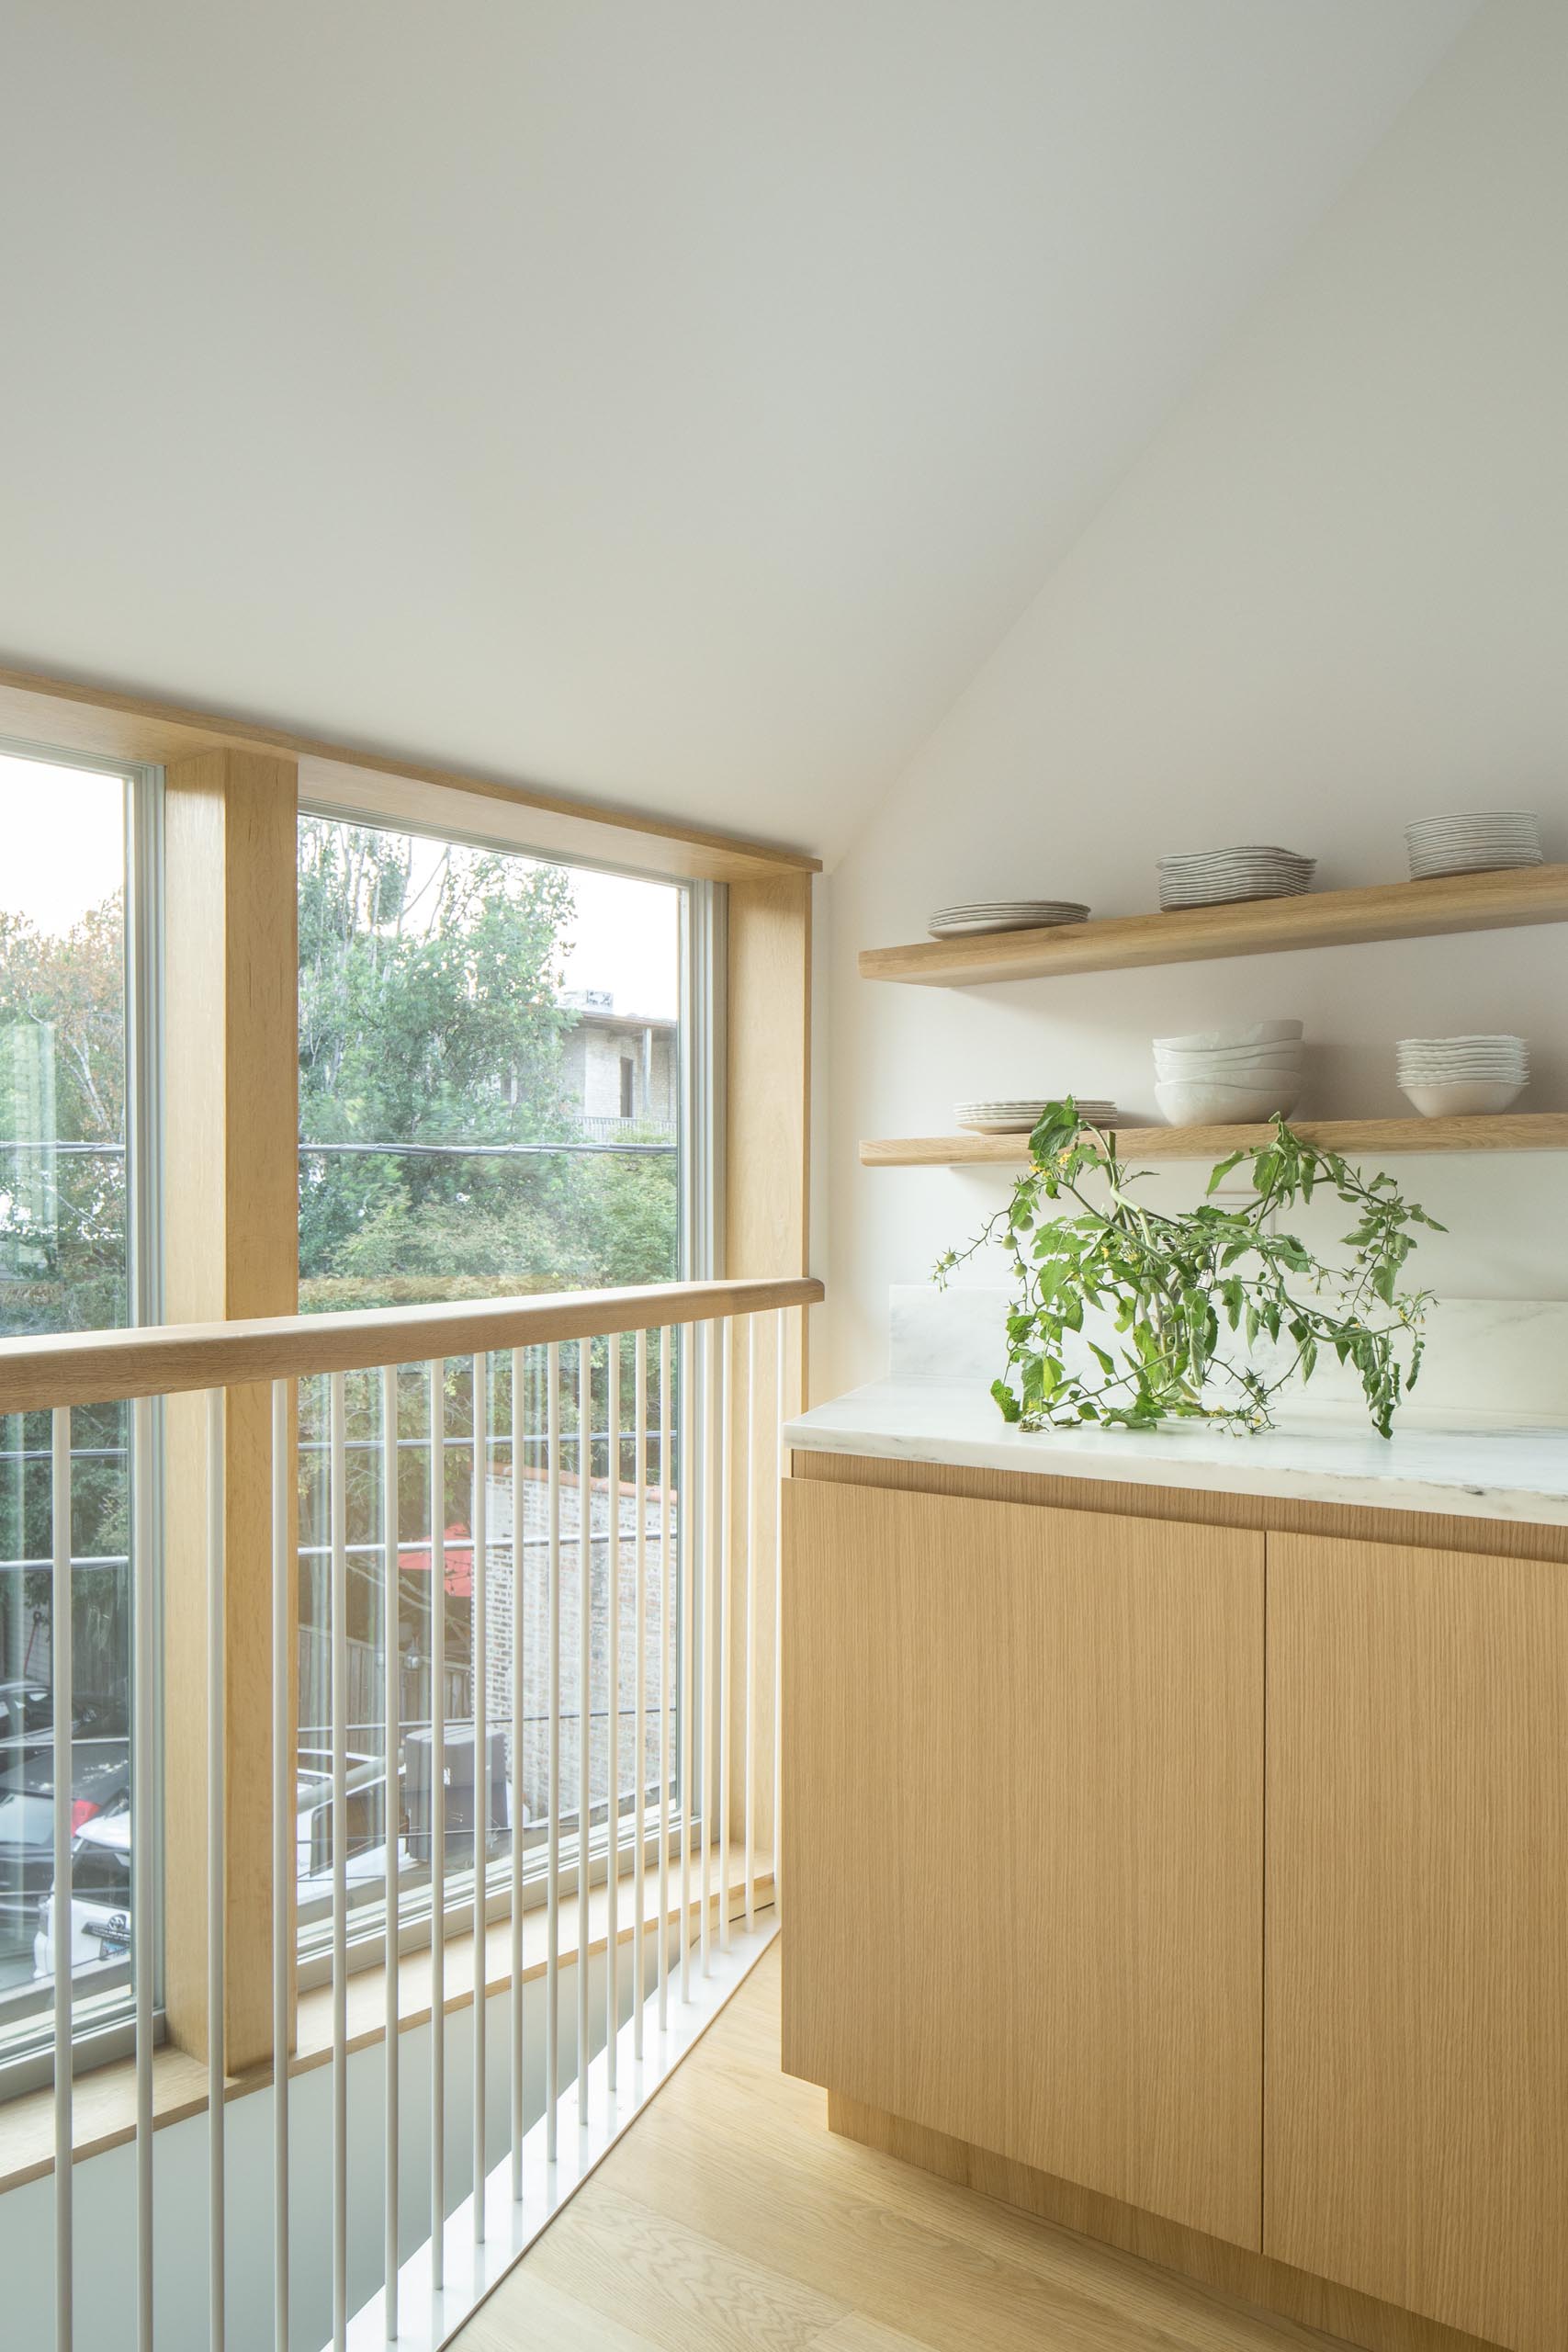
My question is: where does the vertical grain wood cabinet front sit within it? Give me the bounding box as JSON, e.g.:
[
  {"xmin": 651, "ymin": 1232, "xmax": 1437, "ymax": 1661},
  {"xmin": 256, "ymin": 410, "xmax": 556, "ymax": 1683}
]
[
  {"xmin": 1266, "ymin": 1533, "xmax": 1568, "ymax": 2352},
  {"xmin": 781, "ymin": 1476, "xmax": 1266, "ymax": 2251}
]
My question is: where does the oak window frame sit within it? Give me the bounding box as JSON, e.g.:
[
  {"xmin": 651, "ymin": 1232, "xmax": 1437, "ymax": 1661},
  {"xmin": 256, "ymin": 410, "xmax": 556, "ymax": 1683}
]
[
  {"xmin": 0, "ymin": 662, "xmax": 813, "ymax": 2080},
  {"xmin": 0, "ymin": 739, "xmax": 165, "ymax": 2102}
]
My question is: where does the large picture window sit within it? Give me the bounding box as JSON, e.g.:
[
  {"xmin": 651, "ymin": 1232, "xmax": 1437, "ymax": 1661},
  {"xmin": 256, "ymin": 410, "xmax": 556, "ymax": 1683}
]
[
  {"xmin": 294, "ymin": 813, "xmax": 690, "ymax": 1962},
  {"xmin": 0, "ymin": 749, "xmax": 158, "ymax": 2078}
]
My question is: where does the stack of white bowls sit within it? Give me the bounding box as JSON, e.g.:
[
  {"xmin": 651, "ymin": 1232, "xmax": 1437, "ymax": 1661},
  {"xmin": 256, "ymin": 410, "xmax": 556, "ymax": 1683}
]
[
  {"xmin": 955, "ymin": 1096, "xmax": 1117, "ymax": 1134},
  {"xmin": 1404, "ymin": 812, "xmax": 1541, "ymax": 878},
  {"xmin": 928, "ymin": 899, "xmax": 1089, "ymax": 938},
  {"xmin": 1396, "ymin": 1036, "xmax": 1528, "ymax": 1116},
  {"xmin": 1153, "ymin": 1022, "xmax": 1303, "ymax": 1126},
  {"xmin": 1156, "ymin": 846, "xmax": 1315, "ymax": 910}
]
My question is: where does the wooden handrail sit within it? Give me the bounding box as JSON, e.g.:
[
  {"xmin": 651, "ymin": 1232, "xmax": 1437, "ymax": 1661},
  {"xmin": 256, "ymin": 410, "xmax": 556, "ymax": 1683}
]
[{"xmin": 0, "ymin": 1276, "xmax": 823, "ymax": 1413}]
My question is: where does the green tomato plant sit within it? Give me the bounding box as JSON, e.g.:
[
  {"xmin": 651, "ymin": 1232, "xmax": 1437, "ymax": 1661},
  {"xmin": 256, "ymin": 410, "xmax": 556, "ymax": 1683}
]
[{"xmin": 935, "ymin": 1101, "xmax": 1443, "ymax": 1438}]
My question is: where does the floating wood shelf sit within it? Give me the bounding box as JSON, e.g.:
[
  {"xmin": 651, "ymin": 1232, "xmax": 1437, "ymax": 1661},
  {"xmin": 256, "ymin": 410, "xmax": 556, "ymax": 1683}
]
[
  {"xmin": 859, "ymin": 864, "xmax": 1568, "ymax": 987},
  {"xmin": 861, "ymin": 1114, "xmax": 1568, "ymax": 1167}
]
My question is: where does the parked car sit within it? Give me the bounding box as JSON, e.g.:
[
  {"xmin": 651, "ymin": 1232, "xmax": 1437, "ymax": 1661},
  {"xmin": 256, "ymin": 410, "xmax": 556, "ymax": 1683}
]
[
  {"xmin": 33, "ymin": 1799, "xmax": 131, "ymax": 1980},
  {"xmin": 1, "ymin": 1682, "xmax": 130, "ymax": 1772},
  {"xmin": 31, "ymin": 1753, "xmax": 419, "ymax": 1979},
  {"xmin": 295, "ymin": 1744, "xmax": 400, "ymax": 1885},
  {"xmin": 0, "ymin": 1739, "xmax": 130, "ymax": 1965},
  {"xmin": 0, "ymin": 1679, "xmax": 54, "ymax": 1770}
]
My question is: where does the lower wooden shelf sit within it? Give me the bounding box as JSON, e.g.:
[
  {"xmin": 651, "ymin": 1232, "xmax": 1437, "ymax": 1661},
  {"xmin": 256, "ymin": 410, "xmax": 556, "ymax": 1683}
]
[{"xmin": 861, "ymin": 1113, "xmax": 1568, "ymax": 1166}]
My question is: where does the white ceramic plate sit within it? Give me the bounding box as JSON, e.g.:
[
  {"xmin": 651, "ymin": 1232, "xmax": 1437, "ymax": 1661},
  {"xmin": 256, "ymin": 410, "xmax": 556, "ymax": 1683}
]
[
  {"xmin": 955, "ymin": 1099, "xmax": 1116, "ymax": 1119},
  {"xmin": 1159, "ymin": 843, "xmax": 1314, "ymax": 864},
  {"xmin": 957, "ymin": 1114, "xmax": 1118, "ymax": 1135},
  {"xmin": 929, "ymin": 899, "xmax": 1089, "ymax": 915},
  {"xmin": 1159, "ymin": 866, "xmax": 1314, "ymax": 882},
  {"xmin": 1158, "ymin": 858, "xmax": 1314, "ymax": 874},
  {"xmin": 1405, "ymin": 811, "xmax": 1539, "ymax": 834},
  {"xmin": 1407, "ymin": 861, "xmax": 1541, "ymax": 877},
  {"xmin": 1158, "ymin": 884, "xmax": 1314, "ymax": 909},
  {"xmin": 1408, "ymin": 839, "xmax": 1540, "ymax": 855},
  {"xmin": 929, "ymin": 910, "xmax": 1089, "ymax": 935}
]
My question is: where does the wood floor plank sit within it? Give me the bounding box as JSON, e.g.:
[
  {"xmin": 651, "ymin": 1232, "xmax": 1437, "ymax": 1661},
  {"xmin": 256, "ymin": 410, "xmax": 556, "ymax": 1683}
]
[
  {"xmin": 460, "ymin": 2270, "xmax": 662, "ymax": 2351},
  {"xmin": 611, "ymin": 2107, "xmax": 1335, "ymax": 2352},
  {"xmin": 813, "ymin": 2322, "xmax": 942, "ymax": 2352},
  {"xmin": 459, "ymin": 1948, "xmax": 1348, "ymax": 2352},
  {"xmin": 526, "ymin": 2180, "xmax": 848, "ymax": 2351},
  {"xmin": 604, "ymin": 2107, "xmax": 1315, "ymax": 2352}
]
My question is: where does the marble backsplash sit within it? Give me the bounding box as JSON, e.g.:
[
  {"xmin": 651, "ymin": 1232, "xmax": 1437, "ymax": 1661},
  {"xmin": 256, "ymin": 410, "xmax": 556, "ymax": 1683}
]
[{"xmin": 890, "ymin": 1283, "xmax": 1568, "ymax": 1425}]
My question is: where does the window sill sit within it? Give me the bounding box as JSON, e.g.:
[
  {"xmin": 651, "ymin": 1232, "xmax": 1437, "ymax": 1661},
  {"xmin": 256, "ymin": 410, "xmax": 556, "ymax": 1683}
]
[{"xmin": 0, "ymin": 1849, "xmax": 773, "ymax": 2195}]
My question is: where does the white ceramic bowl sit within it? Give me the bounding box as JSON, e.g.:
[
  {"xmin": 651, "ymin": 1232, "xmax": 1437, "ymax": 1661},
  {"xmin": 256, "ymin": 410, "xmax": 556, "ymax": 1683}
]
[
  {"xmin": 1154, "ymin": 1063, "xmax": 1303, "ymax": 1090},
  {"xmin": 1401, "ymin": 1039, "xmax": 1523, "ymax": 1058},
  {"xmin": 1152, "ymin": 1020, "xmax": 1303, "ymax": 1053},
  {"xmin": 1396, "ymin": 1059, "xmax": 1528, "ymax": 1079},
  {"xmin": 1153, "ymin": 1044, "xmax": 1304, "ymax": 1074},
  {"xmin": 1155, "ymin": 1078, "xmax": 1302, "ymax": 1126},
  {"xmin": 1399, "ymin": 1079, "xmax": 1525, "ymax": 1118}
]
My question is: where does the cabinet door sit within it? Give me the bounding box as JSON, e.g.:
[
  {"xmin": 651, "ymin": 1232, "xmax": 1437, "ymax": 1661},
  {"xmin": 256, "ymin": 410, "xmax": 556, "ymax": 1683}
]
[
  {"xmin": 781, "ymin": 1476, "xmax": 1265, "ymax": 2251},
  {"xmin": 1267, "ymin": 1534, "xmax": 1568, "ymax": 2352}
]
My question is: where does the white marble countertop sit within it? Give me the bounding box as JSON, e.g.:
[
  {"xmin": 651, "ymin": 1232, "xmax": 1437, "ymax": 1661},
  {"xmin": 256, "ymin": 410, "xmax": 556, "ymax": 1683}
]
[{"xmin": 784, "ymin": 1379, "xmax": 1568, "ymax": 1526}]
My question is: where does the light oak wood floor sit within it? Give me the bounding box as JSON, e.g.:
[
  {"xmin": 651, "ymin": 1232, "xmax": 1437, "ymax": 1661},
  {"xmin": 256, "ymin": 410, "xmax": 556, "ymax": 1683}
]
[{"xmin": 455, "ymin": 1944, "xmax": 1348, "ymax": 2352}]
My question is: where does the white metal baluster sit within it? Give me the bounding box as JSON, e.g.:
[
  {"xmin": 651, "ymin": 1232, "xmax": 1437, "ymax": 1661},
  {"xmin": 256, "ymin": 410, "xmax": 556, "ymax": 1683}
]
[
  {"xmin": 657, "ymin": 1327, "xmax": 671, "ymax": 2030},
  {"xmin": 576, "ymin": 1337, "xmax": 592, "ymax": 2125},
  {"xmin": 428, "ymin": 1360, "xmax": 446, "ymax": 2289},
  {"xmin": 678, "ymin": 1325, "xmax": 694, "ymax": 2002},
  {"xmin": 744, "ymin": 1315, "xmax": 758, "ymax": 1932},
  {"xmin": 379, "ymin": 1365, "xmax": 400, "ymax": 2341},
  {"xmin": 718, "ymin": 1317, "xmax": 733, "ymax": 1954},
  {"xmin": 133, "ymin": 1396, "xmax": 156, "ymax": 2352},
  {"xmin": 701, "ymin": 1320, "xmax": 718, "ymax": 1975},
  {"xmin": 208, "ymin": 1389, "xmax": 227, "ymax": 2352},
  {"xmin": 329, "ymin": 1373, "xmax": 349, "ymax": 2350},
  {"xmin": 51, "ymin": 1407, "xmax": 73, "ymax": 2352},
  {"xmin": 509, "ymin": 1345, "xmax": 525, "ymax": 2201},
  {"xmin": 633, "ymin": 1330, "xmax": 648, "ymax": 2061},
  {"xmin": 604, "ymin": 1331, "xmax": 619, "ymax": 2095},
  {"xmin": 774, "ymin": 1309, "xmax": 787, "ymax": 1917},
  {"xmin": 269, "ymin": 1382, "xmax": 290, "ymax": 2352},
  {"xmin": 471, "ymin": 1354, "xmax": 488, "ymax": 2245},
  {"xmin": 545, "ymin": 1342, "xmax": 561, "ymax": 2160}
]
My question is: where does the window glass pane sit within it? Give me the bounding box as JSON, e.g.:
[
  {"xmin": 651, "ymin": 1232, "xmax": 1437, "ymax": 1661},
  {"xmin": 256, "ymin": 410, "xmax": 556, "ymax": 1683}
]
[
  {"xmin": 296, "ymin": 817, "xmax": 682, "ymax": 1951},
  {"xmin": 0, "ymin": 755, "xmax": 136, "ymax": 2044}
]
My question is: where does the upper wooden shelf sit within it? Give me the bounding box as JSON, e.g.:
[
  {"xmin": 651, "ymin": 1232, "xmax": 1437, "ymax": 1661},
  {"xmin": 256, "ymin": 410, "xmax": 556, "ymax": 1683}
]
[
  {"xmin": 862, "ymin": 1114, "xmax": 1568, "ymax": 1167},
  {"xmin": 858, "ymin": 864, "xmax": 1568, "ymax": 987}
]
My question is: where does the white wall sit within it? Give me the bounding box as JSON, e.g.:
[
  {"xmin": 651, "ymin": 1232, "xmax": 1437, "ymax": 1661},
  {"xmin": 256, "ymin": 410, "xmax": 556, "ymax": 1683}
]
[
  {"xmin": 818, "ymin": 0, "xmax": 1568, "ymax": 1399},
  {"xmin": 0, "ymin": 3, "xmax": 1477, "ymax": 862}
]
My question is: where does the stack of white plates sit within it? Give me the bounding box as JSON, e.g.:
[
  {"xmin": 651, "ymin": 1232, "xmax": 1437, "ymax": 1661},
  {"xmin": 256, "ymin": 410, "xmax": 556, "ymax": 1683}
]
[
  {"xmin": 1152, "ymin": 1021, "xmax": 1303, "ymax": 1126},
  {"xmin": 1404, "ymin": 812, "xmax": 1541, "ymax": 879},
  {"xmin": 955, "ymin": 1097, "xmax": 1118, "ymax": 1134},
  {"xmin": 928, "ymin": 899, "xmax": 1089, "ymax": 937},
  {"xmin": 1396, "ymin": 1035, "xmax": 1528, "ymax": 1117},
  {"xmin": 1156, "ymin": 846, "xmax": 1315, "ymax": 910}
]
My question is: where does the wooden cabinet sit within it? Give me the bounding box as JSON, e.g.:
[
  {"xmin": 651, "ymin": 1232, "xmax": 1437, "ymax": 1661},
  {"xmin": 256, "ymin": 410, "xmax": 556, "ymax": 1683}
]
[
  {"xmin": 781, "ymin": 1476, "xmax": 1266, "ymax": 2250},
  {"xmin": 782, "ymin": 1462, "xmax": 1568, "ymax": 2352},
  {"xmin": 1266, "ymin": 1533, "xmax": 1568, "ymax": 2352}
]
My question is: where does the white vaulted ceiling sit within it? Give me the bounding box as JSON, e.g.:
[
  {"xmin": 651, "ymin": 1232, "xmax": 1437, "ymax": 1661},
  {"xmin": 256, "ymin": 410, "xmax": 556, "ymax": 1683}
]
[{"xmin": 0, "ymin": 0, "xmax": 1478, "ymax": 858}]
